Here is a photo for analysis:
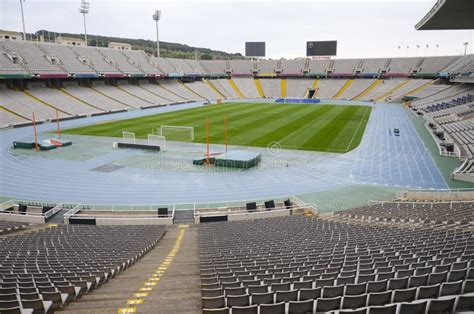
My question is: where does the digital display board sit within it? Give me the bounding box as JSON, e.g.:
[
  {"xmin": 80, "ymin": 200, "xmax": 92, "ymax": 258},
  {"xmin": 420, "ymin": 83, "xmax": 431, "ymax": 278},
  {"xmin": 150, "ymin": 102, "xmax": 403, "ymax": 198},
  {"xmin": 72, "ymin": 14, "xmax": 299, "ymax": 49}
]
[{"xmin": 306, "ymin": 41, "xmax": 337, "ymax": 56}]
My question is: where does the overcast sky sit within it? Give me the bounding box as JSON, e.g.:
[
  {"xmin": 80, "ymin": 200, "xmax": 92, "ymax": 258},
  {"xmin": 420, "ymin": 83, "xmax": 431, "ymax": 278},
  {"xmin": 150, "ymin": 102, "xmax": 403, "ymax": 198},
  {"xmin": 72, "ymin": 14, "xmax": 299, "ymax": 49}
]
[{"xmin": 1, "ymin": 0, "xmax": 473, "ymax": 59}]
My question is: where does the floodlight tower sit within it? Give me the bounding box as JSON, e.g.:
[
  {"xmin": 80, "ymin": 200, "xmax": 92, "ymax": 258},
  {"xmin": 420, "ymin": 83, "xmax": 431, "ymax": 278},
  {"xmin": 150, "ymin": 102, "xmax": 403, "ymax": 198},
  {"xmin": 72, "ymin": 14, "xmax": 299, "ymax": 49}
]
[
  {"xmin": 79, "ymin": 0, "xmax": 90, "ymax": 46},
  {"xmin": 153, "ymin": 10, "xmax": 162, "ymax": 58},
  {"xmin": 19, "ymin": 0, "xmax": 26, "ymax": 40}
]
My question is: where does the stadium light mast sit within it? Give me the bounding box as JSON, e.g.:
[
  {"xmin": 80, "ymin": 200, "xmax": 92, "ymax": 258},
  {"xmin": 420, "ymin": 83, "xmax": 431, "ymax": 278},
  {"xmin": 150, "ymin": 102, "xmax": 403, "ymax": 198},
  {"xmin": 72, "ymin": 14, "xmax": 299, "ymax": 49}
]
[
  {"xmin": 153, "ymin": 10, "xmax": 161, "ymax": 58},
  {"xmin": 19, "ymin": 0, "xmax": 26, "ymax": 40},
  {"xmin": 463, "ymin": 42, "xmax": 469, "ymax": 56},
  {"xmin": 79, "ymin": 0, "xmax": 90, "ymax": 46}
]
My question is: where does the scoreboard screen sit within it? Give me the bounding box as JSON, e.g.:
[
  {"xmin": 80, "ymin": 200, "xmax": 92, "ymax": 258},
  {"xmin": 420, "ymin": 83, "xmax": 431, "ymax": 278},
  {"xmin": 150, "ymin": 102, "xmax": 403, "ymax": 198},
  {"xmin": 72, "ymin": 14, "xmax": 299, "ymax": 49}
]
[
  {"xmin": 306, "ymin": 41, "xmax": 337, "ymax": 56},
  {"xmin": 245, "ymin": 42, "xmax": 266, "ymax": 57}
]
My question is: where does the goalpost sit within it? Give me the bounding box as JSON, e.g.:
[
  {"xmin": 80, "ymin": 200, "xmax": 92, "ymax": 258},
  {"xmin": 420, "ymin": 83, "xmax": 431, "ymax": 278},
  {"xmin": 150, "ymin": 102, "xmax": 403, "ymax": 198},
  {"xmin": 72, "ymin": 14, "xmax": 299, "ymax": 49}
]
[
  {"xmin": 153, "ymin": 125, "xmax": 194, "ymax": 142},
  {"xmin": 148, "ymin": 134, "xmax": 166, "ymax": 151},
  {"xmin": 122, "ymin": 131, "xmax": 136, "ymax": 144}
]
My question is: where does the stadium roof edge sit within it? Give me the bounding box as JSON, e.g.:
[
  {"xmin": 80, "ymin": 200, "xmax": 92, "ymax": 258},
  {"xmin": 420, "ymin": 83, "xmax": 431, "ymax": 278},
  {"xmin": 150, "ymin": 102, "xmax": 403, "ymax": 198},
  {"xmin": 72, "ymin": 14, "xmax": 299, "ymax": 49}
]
[{"xmin": 415, "ymin": 0, "xmax": 474, "ymax": 30}]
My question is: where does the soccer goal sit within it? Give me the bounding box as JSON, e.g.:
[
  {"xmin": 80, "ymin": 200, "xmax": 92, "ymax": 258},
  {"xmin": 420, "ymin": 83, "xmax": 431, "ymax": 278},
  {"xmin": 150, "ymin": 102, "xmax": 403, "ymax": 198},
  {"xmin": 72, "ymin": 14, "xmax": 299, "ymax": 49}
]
[
  {"xmin": 148, "ymin": 134, "xmax": 166, "ymax": 151},
  {"xmin": 154, "ymin": 125, "xmax": 194, "ymax": 142},
  {"xmin": 122, "ymin": 131, "xmax": 136, "ymax": 144}
]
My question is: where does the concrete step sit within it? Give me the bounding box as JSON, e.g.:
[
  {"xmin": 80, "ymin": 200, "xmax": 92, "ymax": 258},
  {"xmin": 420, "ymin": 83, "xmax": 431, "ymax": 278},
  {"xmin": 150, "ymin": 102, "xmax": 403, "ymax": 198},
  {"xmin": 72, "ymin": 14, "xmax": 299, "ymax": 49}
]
[{"xmin": 58, "ymin": 225, "xmax": 201, "ymax": 314}]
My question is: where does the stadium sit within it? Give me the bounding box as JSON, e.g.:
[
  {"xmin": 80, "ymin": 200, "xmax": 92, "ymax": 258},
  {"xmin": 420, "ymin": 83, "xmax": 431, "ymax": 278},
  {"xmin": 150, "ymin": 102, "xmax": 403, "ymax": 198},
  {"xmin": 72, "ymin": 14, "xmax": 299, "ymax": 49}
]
[{"xmin": 0, "ymin": 0, "xmax": 473, "ymax": 313}]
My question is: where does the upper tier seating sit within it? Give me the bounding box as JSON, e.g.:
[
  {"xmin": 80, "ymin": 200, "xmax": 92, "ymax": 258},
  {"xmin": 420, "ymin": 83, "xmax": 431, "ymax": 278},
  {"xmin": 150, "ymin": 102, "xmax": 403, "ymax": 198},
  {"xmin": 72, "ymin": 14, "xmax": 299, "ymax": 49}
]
[
  {"xmin": 0, "ymin": 40, "xmax": 468, "ymax": 77},
  {"xmin": 386, "ymin": 57, "xmax": 422, "ymax": 75},
  {"xmin": 257, "ymin": 60, "xmax": 278, "ymax": 75},
  {"xmin": 280, "ymin": 59, "xmax": 305, "ymax": 75},
  {"xmin": 0, "ymin": 41, "xmax": 66, "ymax": 75},
  {"xmin": 418, "ymin": 56, "xmax": 461, "ymax": 74},
  {"xmin": 0, "ymin": 225, "xmax": 165, "ymax": 313},
  {"xmin": 98, "ymin": 48, "xmax": 143, "ymax": 75},
  {"xmin": 71, "ymin": 46, "xmax": 121, "ymax": 74},
  {"xmin": 308, "ymin": 60, "xmax": 331, "ymax": 75},
  {"xmin": 200, "ymin": 60, "xmax": 228, "ymax": 75},
  {"xmin": 333, "ymin": 59, "xmax": 360, "ymax": 75},
  {"xmin": 167, "ymin": 58, "xmax": 196, "ymax": 74},
  {"xmin": 360, "ymin": 59, "xmax": 389, "ymax": 74},
  {"xmin": 200, "ymin": 216, "xmax": 474, "ymax": 313},
  {"xmin": 37, "ymin": 43, "xmax": 96, "ymax": 75},
  {"xmin": 444, "ymin": 54, "xmax": 473, "ymax": 74},
  {"xmin": 229, "ymin": 60, "xmax": 254, "ymax": 75},
  {"xmin": 121, "ymin": 50, "xmax": 162, "ymax": 75}
]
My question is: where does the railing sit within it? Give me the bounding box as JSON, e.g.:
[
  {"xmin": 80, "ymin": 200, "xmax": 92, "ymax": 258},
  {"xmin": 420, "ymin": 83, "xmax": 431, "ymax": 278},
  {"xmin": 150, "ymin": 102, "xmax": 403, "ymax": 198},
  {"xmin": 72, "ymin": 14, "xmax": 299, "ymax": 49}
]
[{"xmin": 396, "ymin": 188, "xmax": 474, "ymax": 202}]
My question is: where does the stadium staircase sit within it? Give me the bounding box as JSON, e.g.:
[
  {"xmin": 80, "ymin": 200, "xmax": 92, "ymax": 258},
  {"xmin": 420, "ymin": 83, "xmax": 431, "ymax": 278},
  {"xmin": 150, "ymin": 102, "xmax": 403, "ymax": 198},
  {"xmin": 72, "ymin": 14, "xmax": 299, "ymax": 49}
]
[
  {"xmin": 404, "ymin": 79, "xmax": 435, "ymax": 97},
  {"xmin": 174, "ymin": 210, "xmax": 195, "ymax": 224},
  {"xmin": 90, "ymin": 87, "xmax": 135, "ymax": 108},
  {"xmin": 20, "ymin": 88, "xmax": 71, "ymax": 116},
  {"xmin": 204, "ymin": 79, "xmax": 226, "ymax": 99},
  {"xmin": 375, "ymin": 79, "xmax": 411, "ymax": 102},
  {"xmin": 139, "ymin": 85, "xmax": 175, "ymax": 103},
  {"xmin": 280, "ymin": 79, "xmax": 287, "ymax": 98},
  {"xmin": 58, "ymin": 225, "xmax": 201, "ymax": 314},
  {"xmin": 179, "ymin": 81, "xmax": 207, "ymax": 100},
  {"xmin": 254, "ymin": 79, "xmax": 266, "ymax": 98},
  {"xmin": 332, "ymin": 79, "xmax": 353, "ymax": 99},
  {"xmin": 227, "ymin": 79, "xmax": 245, "ymax": 98},
  {"xmin": 59, "ymin": 88, "xmax": 106, "ymax": 112},
  {"xmin": 352, "ymin": 79, "xmax": 383, "ymax": 100},
  {"xmin": 0, "ymin": 106, "xmax": 30, "ymax": 121},
  {"xmin": 116, "ymin": 86, "xmax": 154, "ymax": 105}
]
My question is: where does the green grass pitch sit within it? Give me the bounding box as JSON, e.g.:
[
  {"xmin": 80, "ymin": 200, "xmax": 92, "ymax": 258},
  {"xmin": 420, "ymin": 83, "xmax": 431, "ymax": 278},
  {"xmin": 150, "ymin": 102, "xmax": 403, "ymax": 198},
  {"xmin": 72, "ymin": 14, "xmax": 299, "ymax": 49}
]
[{"xmin": 63, "ymin": 102, "xmax": 372, "ymax": 153}]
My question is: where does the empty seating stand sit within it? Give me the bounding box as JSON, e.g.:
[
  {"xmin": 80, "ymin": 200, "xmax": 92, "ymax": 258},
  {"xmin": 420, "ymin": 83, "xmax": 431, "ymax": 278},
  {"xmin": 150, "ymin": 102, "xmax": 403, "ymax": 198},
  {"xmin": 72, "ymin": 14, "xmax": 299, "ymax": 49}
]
[
  {"xmin": 0, "ymin": 221, "xmax": 27, "ymax": 235},
  {"xmin": 0, "ymin": 225, "xmax": 166, "ymax": 313},
  {"xmin": 199, "ymin": 216, "xmax": 474, "ymax": 313}
]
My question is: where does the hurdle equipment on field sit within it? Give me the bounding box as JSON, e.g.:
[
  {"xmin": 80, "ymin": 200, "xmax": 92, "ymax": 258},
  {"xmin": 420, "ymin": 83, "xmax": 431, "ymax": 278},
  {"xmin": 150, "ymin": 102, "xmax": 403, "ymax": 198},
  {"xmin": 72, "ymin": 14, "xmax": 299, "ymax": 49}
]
[
  {"xmin": 113, "ymin": 131, "xmax": 161, "ymax": 151},
  {"xmin": 193, "ymin": 114, "xmax": 261, "ymax": 169},
  {"xmin": 12, "ymin": 111, "xmax": 71, "ymax": 151}
]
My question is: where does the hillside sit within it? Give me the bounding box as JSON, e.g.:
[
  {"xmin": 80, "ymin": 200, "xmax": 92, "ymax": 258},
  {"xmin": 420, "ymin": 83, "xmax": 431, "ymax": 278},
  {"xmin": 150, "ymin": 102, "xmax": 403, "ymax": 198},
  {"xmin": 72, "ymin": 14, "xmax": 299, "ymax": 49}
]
[{"xmin": 32, "ymin": 30, "xmax": 244, "ymax": 60}]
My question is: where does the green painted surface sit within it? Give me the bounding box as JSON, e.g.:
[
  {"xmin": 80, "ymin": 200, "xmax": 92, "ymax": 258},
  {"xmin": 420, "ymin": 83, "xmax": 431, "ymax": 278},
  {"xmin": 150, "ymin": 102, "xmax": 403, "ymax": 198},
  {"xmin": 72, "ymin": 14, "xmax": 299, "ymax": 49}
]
[{"xmin": 63, "ymin": 102, "xmax": 372, "ymax": 153}]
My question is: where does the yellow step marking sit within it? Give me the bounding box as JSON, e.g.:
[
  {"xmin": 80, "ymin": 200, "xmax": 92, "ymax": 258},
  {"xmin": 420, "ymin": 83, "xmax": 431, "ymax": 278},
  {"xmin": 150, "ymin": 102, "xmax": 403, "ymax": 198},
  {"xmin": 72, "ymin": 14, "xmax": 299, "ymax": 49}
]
[
  {"xmin": 228, "ymin": 79, "xmax": 245, "ymax": 98},
  {"xmin": 281, "ymin": 79, "xmax": 287, "ymax": 98},
  {"xmin": 120, "ymin": 227, "xmax": 188, "ymax": 312},
  {"xmin": 352, "ymin": 79, "xmax": 382, "ymax": 100},
  {"xmin": 332, "ymin": 79, "xmax": 353, "ymax": 99},
  {"xmin": 139, "ymin": 288, "xmax": 152, "ymax": 292},
  {"xmin": 404, "ymin": 80, "xmax": 434, "ymax": 97},
  {"xmin": 204, "ymin": 79, "xmax": 226, "ymax": 99},
  {"xmin": 374, "ymin": 79, "xmax": 411, "ymax": 102},
  {"xmin": 254, "ymin": 79, "xmax": 266, "ymax": 98}
]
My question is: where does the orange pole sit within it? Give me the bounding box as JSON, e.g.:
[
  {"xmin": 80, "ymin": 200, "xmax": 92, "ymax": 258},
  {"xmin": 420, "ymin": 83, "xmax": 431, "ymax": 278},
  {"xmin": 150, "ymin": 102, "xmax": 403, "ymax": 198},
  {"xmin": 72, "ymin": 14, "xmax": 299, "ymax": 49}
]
[
  {"xmin": 32, "ymin": 112, "xmax": 39, "ymax": 151},
  {"xmin": 224, "ymin": 113, "xmax": 228, "ymax": 153},
  {"xmin": 56, "ymin": 110, "xmax": 61, "ymax": 139},
  {"xmin": 205, "ymin": 117, "xmax": 210, "ymax": 165}
]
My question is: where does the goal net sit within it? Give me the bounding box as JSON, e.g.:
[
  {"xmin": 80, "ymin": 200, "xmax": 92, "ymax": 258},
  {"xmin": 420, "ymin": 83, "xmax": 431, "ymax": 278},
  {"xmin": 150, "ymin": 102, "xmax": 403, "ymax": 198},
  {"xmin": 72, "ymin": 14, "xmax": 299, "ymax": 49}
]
[
  {"xmin": 154, "ymin": 125, "xmax": 194, "ymax": 142},
  {"xmin": 122, "ymin": 131, "xmax": 136, "ymax": 144},
  {"xmin": 148, "ymin": 134, "xmax": 166, "ymax": 151}
]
